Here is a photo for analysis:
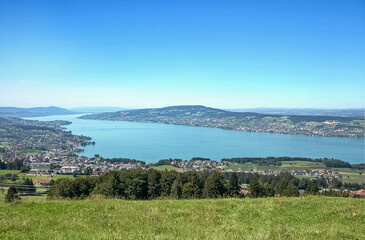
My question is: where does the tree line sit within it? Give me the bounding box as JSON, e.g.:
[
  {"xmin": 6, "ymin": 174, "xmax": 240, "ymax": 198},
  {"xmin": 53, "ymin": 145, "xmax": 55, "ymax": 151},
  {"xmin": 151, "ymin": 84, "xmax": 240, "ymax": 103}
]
[
  {"xmin": 0, "ymin": 159, "xmax": 24, "ymax": 170},
  {"xmin": 47, "ymin": 168, "xmax": 356, "ymax": 200}
]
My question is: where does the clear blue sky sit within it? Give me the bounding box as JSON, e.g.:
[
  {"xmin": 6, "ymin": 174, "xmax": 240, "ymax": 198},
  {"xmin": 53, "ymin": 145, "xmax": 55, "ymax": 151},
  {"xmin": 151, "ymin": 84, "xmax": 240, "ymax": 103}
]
[{"xmin": 0, "ymin": 0, "xmax": 364, "ymax": 108}]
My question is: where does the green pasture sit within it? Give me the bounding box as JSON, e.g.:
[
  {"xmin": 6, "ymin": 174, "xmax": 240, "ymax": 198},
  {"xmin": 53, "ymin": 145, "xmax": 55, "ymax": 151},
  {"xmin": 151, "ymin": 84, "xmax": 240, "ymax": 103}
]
[{"xmin": 0, "ymin": 197, "xmax": 364, "ymax": 239}]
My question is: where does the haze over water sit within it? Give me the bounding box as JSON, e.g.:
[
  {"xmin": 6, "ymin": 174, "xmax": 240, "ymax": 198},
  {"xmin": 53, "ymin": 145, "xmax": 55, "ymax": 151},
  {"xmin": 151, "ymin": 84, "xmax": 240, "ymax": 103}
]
[{"xmin": 28, "ymin": 114, "xmax": 364, "ymax": 164}]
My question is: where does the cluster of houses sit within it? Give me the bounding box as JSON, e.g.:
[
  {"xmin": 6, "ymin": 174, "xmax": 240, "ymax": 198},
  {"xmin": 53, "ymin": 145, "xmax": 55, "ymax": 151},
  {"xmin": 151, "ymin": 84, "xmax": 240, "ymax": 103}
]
[
  {"xmin": 349, "ymin": 189, "xmax": 365, "ymax": 198},
  {"xmin": 30, "ymin": 161, "xmax": 79, "ymax": 174},
  {"xmin": 169, "ymin": 160, "xmax": 342, "ymax": 181},
  {"xmin": 170, "ymin": 159, "xmax": 229, "ymax": 172},
  {"xmin": 27, "ymin": 154, "xmax": 144, "ymax": 176}
]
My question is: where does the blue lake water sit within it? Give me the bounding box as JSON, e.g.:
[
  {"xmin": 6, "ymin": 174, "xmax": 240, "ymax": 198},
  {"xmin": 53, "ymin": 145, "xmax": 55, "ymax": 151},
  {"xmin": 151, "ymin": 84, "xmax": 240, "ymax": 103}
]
[{"xmin": 28, "ymin": 114, "xmax": 364, "ymax": 164}]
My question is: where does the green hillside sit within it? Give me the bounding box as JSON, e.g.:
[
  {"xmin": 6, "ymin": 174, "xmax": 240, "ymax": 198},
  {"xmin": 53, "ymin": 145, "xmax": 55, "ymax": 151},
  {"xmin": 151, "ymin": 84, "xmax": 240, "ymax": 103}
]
[
  {"xmin": 1, "ymin": 197, "xmax": 364, "ymax": 239},
  {"xmin": 80, "ymin": 105, "xmax": 364, "ymax": 137}
]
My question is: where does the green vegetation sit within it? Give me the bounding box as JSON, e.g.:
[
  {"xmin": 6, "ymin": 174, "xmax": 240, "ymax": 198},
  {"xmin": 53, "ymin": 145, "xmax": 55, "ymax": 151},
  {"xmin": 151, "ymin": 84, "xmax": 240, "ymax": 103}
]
[
  {"xmin": 0, "ymin": 170, "xmax": 74, "ymax": 184},
  {"xmin": 226, "ymin": 161, "xmax": 333, "ymax": 172},
  {"xmin": 150, "ymin": 165, "xmax": 174, "ymax": 171},
  {"xmin": 339, "ymin": 171, "xmax": 365, "ymax": 184},
  {"xmin": 4, "ymin": 186, "xmax": 20, "ymax": 203},
  {"xmin": 0, "ymin": 197, "xmax": 364, "ymax": 239},
  {"xmin": 47, "ymin": 168, "xmax": 363, "ymax": 200},
  {"xmin": 223, "ymin": 159, "xmax": 364, "ymax": 184},
  {"xmin": 0, "ymin": 170, "xmax": 20, "ymax": 176},
  {"xmin": 51, "ymin": 174, "xmax": 75, "ymax": 181},
  {"xmin": 17, "ymin": 148, "xmax": 42, "ymax": 154}
]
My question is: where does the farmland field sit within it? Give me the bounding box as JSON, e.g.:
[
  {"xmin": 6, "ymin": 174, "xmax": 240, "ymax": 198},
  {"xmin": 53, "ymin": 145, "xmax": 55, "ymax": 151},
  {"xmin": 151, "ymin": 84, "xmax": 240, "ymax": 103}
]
[
  {"xmin": 149, "ymin": 165, "xmax": 182, "ymax": 171},
  {"xmin": 225, "ymin": 162, "xmax": 365, "ymax": 184},
  {"xmin": 0, "ymin": 170, "xmax": 20, "ymax": 176}
]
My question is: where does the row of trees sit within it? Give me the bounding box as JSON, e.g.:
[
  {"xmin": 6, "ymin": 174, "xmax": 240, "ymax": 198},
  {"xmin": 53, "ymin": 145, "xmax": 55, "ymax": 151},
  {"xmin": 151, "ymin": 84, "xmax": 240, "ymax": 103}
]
[
  {"xmin": 0, "ymin": 159, "xmax": 24, "ymax": 170},
  {"xmin": 48, "ymin": 169, "xmax": 315, "ymax": 200},
  {"xmin": 48, "ymin": 169, "xmax": 239, "ymax": 200}
]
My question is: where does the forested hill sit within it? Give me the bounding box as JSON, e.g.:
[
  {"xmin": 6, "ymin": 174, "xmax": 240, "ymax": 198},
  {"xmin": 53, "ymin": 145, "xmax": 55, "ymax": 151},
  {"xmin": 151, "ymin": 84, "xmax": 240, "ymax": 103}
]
[
  {"xmin": 80, "ymin": 105, "xmax": 358, "ymax": 122},
  {"xmin": 0, "ymin": 107, "xmax": 76, "ymax": 117},
  {"xmin": 80, "ymin": 105, "xmax": 364, "ymax": 137},
  {"xmin": 228, "ymin": 108, "xmax": 365, "ymax": 118}
]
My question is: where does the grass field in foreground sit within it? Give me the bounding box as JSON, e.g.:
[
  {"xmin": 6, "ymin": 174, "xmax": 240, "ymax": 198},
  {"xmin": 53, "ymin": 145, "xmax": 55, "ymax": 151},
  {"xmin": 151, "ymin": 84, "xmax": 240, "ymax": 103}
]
[{"xmin": 0, "ymin": 197, "xmax": 364, "ymax": 239}]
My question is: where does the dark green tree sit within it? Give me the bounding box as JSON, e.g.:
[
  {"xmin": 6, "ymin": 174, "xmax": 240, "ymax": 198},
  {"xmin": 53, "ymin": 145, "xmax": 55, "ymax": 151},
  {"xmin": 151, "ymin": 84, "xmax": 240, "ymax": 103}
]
[
  {"xmin": 283, "ymin": 183, "xmax": 300, "ymax": 197},
  {"xmin": 83, "ymin": 167, "xmax": 93, "ymax": 175},
  {"xmin": 276, "ymin": 180, "xmax": 299, "ymax": 197},
  {"xmin": 203, "ymin": 171, "xmax": 226, "ymax": 198},
  {"xmin": 160, "ymin": 170, "xmax": 177, "ymax": 197},
  {"xmin": 331, "ymin": 177, "xmax": 342, "ymax": 189},
  {"xmin": 248, "ymin": 174, "xmax": 266, "ymax": 198},
  {"xmin": 5, "ymin": 187, "xmax": 21, "ymax": 203},
  {"xmin": 305, "ymin": 185, "xmax": 320, "ymax": 195},
  {"xmin": 10, "ymin": 174, "xmax": 18, "ymax": 182},
  {"xmin": 147, "ymin": 169, "xmax": 161, "ymax": 199},
  {"xmin": 92, "ymin": 171, "xmax": 124, "ymax": 198},
  {"xmin": 20, "ymin": 178, "xmax": 36, "ymax": 194},
  {"xmin": 170, "ymin": 179, "xmax": 182, "ymax": 199},
  {"xmin": 227, "ymin": 173, "xmax": 240, "ymax": 197},
  {"xmin": 264, "ymin": 182, "xmax": 275, "ymax": 197},
  {"xmin": 124, "ymin": 168, "xmax": 148, "ymax": 200},
  {"xmin": 180, "ymin": 171, "xmax": 205, "ymax": 198},
  {"xmin": 181, "ymin": 182, "xmax": 195, "ymax": 199},
  {"xmin": 298, "ymin": 178, "xmax": 309, "ymax": 190}
]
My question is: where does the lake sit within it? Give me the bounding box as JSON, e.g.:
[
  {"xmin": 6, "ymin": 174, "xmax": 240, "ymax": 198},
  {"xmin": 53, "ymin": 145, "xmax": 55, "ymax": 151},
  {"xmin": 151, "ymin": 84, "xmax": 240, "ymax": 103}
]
[{"xmin": 28, "ymin": 114, "xmax": 364, "ymax": 164}]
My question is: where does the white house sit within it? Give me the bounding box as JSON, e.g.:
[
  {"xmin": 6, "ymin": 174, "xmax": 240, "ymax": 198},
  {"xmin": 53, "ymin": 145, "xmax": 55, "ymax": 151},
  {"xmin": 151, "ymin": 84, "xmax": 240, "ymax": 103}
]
[{"xmin": 61, "ymin": 166, "xmax": 79, "ymax": 173}]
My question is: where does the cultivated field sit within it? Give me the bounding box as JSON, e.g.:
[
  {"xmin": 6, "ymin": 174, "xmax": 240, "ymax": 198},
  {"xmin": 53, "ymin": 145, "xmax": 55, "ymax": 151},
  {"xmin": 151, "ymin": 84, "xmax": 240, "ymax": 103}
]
[
  {"xmin": 225, "ymin": 161, "xmax": 364, "ymax": 184},
  {"xmin": 0, "ymin": 197, "xmax": 364, "ymax": 239},
  {"xmin": 0, "ymin": 170, "xmax": 75, "ymax": 184}
]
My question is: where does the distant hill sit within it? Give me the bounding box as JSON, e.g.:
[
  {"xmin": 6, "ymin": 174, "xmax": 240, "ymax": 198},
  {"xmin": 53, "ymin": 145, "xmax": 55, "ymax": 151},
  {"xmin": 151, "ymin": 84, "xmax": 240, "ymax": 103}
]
[
  {"xmin": 80, "ymin": 105, "xmax": 364, "ymax": 137},
  {"xmin": 68, "ymin": 107, "xmax": 130, "ymax": 114},
  {"xmin": 0, "ymin": 107, "xmax": 76, "ymax": 117},
  {"xmin": 227, "ymin": 108, "xmax": 365, "ymax": 118}
]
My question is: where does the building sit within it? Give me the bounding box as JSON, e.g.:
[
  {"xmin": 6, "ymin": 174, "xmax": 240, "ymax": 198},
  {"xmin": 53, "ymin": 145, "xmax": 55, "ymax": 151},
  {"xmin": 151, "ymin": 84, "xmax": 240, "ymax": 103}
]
[
  {"xmin": 357, "ymin": 189, "xmax": 365, "ymax": 198},
  {"xmin": 61, "ymin": 166, "xmax": 79, "ymax": 173},
  {"xmin": 30, "ymin": 162, "xmax": 51, "ymax": 173},
  {"xmin": 39, "ymin": 178, "xmax": 53, "ymax": 186}
]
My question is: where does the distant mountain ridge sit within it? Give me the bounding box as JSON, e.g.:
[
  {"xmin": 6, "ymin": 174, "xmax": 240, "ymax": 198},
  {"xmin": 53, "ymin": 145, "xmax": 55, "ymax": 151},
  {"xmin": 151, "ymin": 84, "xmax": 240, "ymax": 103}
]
[
  {"xmin": 68, "ymin": 107, "xmax": 129, "ymax": 114},
  {"xmin": 0, "ymin": 106, "xmax": 76, "ymax": 117},
  {"xmin": 80, "ymin": 105, "xmax": 364, "ymax": 137},
  {"xmin": 227, "ymin": 108, "xmax": 365, "ymax": 118},
  {"xmin": 80, "ymin": 105, "xmax": 360, "ymax": 122}
]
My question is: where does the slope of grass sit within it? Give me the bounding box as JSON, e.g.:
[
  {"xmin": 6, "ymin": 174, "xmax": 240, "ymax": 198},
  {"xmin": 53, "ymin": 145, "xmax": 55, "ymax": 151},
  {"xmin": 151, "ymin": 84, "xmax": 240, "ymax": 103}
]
[
  {"xmin": 225, "ymin": 163, "xmax": 365, "ymax": 184},
  {"xmin": 340, "ymin": 171, "xmax": 365, "ymax": 184},
  {"xmin": 150, "ymin": 165, "xmax": 173, "ymax": 170},
  {"xmin": 0, "ymin": 170, "xmax": 20, "ymax": 176},
  {"xmin": 150, "ymin": 165, "xmax": 182, "ymax": 171},
  {"xmin": 0, "ymin": 197, "xmax": 364, "ymax": 239},
  {"xmin": 1, "ymin": 173, "xmax": 75, "ymax": 186},
  {"xmin": 227, "ymin": 161, "xmax": 327, "ymax": 172}
]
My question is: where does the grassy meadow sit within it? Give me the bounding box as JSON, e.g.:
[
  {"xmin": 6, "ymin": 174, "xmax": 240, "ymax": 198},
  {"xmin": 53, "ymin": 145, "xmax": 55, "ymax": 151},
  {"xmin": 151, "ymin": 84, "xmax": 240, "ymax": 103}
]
[
  {"xmin": 0, "ymin": 170, "xmax": 75, "ymax": 185},
  {"xmin": 0, "ymin": 170, "xmax": 20, "ymax": 176},
  {"xmin": 0, "ymin": 197, "xmax": 364, "ymax": 239},
  {"xmin": 150, "ymin": 165, "xmax": 181, "ymax": 171}
]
